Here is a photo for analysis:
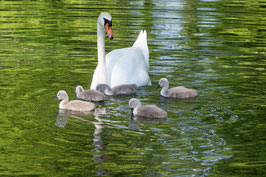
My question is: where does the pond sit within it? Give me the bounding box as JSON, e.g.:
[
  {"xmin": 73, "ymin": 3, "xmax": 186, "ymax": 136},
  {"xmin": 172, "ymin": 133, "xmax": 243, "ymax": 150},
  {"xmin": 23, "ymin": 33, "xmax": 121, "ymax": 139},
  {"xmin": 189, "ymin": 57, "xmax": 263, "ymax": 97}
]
[{"xmin": 0, "ymin": 0, "xmax": 266, "ymax": 176}]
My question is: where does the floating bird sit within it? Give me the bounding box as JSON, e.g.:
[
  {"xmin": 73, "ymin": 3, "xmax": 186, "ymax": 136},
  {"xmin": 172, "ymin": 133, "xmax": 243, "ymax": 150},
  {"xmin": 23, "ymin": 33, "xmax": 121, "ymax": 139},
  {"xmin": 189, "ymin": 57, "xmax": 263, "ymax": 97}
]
[
  {"xmin": 55, "ymin": 90, "xmax": 96, "ymax": 112},
  {"xmin": 96, "ymin": 83, "xmax": 137, "ymax": 95},
  {"xmin": 90, "ymin": 12, "xmax": 151, "ymax": 89},
  {"xmin": 76, "ymin": 85, "xmax": 105, "ymax": 101},
  {"xmin": 128, "ymin": 98, "xmax": 167, "ymax": 119},
  {"xmin": 157, "ymin": 78, "xmax": 197, "ymax": 98}
]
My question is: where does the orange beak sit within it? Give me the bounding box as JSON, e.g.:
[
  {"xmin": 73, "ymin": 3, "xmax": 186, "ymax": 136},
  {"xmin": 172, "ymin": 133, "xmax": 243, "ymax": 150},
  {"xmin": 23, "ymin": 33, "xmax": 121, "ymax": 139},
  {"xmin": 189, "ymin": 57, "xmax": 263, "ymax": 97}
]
[{"xmin": 105, "ymin": 23, "xmax": 114, "ymax": 40}]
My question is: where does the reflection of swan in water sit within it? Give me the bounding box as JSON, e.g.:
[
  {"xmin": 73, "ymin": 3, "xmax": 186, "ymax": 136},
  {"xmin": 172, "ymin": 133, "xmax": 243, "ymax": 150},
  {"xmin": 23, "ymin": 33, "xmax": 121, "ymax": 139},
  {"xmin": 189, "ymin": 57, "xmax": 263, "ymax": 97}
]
[
  {"xmin": 91, "ymin": 109, "xmax": 112, "ymax": 176},
  {"xmin": 91, "ymin": 114, "xmax": 105, "ymax": 163}
]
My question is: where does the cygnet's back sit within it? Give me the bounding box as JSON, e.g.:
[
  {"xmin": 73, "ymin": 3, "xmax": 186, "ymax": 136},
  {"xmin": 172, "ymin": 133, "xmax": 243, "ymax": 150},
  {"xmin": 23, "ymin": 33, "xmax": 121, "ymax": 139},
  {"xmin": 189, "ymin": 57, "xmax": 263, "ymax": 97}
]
[
  {"xmin": 112, "ymin": 84, "xmax": 137, "ymax": 95},
  {"xmin": 128, "ymin": 98, "xmax": 167, "ymax": 119},
  {"xmin": 96, "ymin": 84, "xmax": 137, "ymax": 95},
  {"xmin": 56, "ymin": 90, "xmax": 96, "ymax": 112},
  {"xmin": 169, "ymin": 86, "xmax": 197, "ymax": 98},
  {"xmin": 138, "ymin": 105, "xmax": 167, "ymax": 119},
  {"xmin": 76, "ymin": 85, "xmax": 105, "ymax": 101}
]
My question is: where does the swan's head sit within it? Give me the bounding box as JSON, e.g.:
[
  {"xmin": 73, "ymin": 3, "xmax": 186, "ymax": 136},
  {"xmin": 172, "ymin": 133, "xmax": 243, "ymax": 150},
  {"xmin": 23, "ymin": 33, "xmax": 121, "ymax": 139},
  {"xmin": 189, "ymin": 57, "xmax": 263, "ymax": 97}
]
[
  {"xmin": 98, "ymin": 12, "xmax": 114, "ymax": 40},
  {"xmin": 157, "ymin": 78, "xmax": 169, "ymax": 88},
  {"xmin": 75, "ymin": 85, "xmax": 84, "ymax": 95},
  {"xmin": 96, "ymin": 84, "xmax": 111, "ymax": 93},
  {"xmin": 55, "ymin": 90, "xmax": 68, "ymax": 100}
]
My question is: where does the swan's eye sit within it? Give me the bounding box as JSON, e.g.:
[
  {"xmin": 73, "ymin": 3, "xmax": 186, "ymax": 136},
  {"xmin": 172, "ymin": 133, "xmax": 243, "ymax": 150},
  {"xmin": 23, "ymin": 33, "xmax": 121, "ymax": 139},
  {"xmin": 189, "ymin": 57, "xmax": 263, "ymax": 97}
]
[{"xmin": 103, "ymin": 18, "xmax": 112, "ymax": 27}]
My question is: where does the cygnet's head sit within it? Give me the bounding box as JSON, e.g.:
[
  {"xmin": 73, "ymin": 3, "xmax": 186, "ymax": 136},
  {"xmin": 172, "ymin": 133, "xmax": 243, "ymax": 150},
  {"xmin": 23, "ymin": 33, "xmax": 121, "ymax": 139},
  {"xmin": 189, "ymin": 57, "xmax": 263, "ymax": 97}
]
[
  {"xmin": 157, "ymin": 78, "xmax": 169, "ymax": 88},
  {"xmin": 75, "ymin": 85, "xmax": 84, "ymax": 95},
  {"xmin": 128, "ymin": 98, "xmax": 141, "ymax": 109},
  {"xmin": 56, "ymin": 90, "xmax": 68, "ymax": 100},
  {"xmin": 98, "ymin": 12, "xmax": 114, "ymax": 40},
  {"xmin": 96, "ymin": 84, "xmax": 111, "ymax": 93}
]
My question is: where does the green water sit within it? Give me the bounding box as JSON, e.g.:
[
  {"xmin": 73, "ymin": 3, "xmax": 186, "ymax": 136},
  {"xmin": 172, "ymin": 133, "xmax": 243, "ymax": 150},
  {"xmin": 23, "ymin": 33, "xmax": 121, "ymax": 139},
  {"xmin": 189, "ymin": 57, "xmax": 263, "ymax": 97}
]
[{"xmin": 0, "ymin": 0, "xmax": 266, "ymax": 176}]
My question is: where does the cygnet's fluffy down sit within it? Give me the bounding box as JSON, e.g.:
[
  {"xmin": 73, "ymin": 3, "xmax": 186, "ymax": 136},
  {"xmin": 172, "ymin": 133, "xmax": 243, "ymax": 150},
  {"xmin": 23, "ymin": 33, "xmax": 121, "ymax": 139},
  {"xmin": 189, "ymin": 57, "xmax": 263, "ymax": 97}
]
[
  {"xmin": 128, "ymin": 98, "xmax": 167, "ymax": 119},
  {"xmin": 76, "ymin": 85, "xmax": 105, "ymax": 101},
  {"xmin": 96, "ymin": 83, "xmax": 137, "ymax": 95},
  {"xmin": 55, "ymin": 90, "xmax": 96, "ymax": 112},
  {"xmin": 157, "ymin": 78, "xmax": 197, "ymax": 98}
]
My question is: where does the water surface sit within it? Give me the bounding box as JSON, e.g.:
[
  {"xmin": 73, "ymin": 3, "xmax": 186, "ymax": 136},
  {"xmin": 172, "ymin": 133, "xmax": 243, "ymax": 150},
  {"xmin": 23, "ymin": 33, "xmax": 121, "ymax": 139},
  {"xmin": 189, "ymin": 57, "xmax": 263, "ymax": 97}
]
[{"xmin": 0, "ymin": 0, "xmax": 266, "ymax": 176}]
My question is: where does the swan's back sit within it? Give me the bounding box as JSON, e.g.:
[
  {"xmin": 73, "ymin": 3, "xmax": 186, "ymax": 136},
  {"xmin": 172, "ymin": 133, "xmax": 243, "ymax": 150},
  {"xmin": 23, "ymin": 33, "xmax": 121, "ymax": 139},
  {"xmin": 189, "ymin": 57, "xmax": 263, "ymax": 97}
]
[{"xmin": 106, "ymin": 47, "xmax": 150, "ymax": 88}]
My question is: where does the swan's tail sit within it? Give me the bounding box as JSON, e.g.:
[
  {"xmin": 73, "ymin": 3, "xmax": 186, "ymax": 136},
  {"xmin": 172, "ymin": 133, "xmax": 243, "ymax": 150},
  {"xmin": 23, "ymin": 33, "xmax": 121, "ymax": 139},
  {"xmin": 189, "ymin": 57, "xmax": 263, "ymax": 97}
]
[{"xmin": 132, "ymin": 30, "xmax": 149, "ymax": 66}]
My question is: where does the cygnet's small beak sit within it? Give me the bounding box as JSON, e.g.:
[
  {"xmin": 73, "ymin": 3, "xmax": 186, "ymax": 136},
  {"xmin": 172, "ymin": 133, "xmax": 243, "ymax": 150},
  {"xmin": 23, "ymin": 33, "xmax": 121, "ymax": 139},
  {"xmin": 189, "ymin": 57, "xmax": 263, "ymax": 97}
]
[
  {"xmin": 53, "ymin": 97, "xmax": 59, "ymax": 101},
  {"xmin": 156, "ymin": 84, "xmax": 161, "ymax": 89},
  {"xmin": 130, "ymin": 108, "xmax": 134, "ymax": 116},
  {"xmin": 105, "ymin": 23, "xmax": 114, "ymax": 40}
]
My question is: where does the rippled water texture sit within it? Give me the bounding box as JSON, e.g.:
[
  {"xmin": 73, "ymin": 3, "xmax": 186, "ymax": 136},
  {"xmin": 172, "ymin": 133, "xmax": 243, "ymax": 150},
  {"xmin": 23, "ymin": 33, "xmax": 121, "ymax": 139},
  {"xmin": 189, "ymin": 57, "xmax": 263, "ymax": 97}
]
[{"xmin": 0, "ymin": 0, "xmax": 266, "ymax": 176}]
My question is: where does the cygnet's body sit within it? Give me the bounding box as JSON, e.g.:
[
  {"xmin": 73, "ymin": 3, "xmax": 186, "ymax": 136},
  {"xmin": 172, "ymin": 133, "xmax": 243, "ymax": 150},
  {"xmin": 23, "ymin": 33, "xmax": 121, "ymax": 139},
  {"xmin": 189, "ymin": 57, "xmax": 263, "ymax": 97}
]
[
  {"xmin": 157, "ymin": 78, "xmax": 197, "ymax": 98},
  {"xmin": 76, "ymin": 85, "xmax": 105, "ymax": 101},
  {"xmin": 55, "ymin": 90, "xmax": 96, "ymax": 112},
  {"xmin": 128, "ymin": 98, "xmax": 167, "ymax": 119},
  {"xmin": 96, "ymin": 84, "xmax": 137, "ymax": 95}
]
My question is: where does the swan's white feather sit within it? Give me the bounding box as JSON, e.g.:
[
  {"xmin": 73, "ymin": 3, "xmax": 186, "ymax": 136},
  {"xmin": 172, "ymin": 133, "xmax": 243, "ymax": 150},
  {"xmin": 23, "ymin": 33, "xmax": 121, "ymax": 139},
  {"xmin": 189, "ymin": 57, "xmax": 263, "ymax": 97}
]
[
  {"xmin": 106, "ymin": 47, "xmax": 150, "ymax": 87},
  {"xmin": 90, "ymin": 29, "xmax": 151, "ymax": 89}
]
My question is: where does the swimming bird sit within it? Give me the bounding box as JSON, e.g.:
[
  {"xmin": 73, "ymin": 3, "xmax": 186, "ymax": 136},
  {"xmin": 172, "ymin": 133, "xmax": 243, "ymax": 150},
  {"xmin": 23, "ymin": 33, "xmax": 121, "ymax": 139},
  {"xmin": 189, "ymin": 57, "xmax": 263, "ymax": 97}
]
[
  {"xmin": 157, "ymin": 78, "xmax": 197, "ymax": 98},
  {"xmin": 96, "ymin": 83, "xmax": 137, "ymax": 95},
  {"xmin": 55, "ymin": 90, "xmax": 96, "ymax": 112},
  {"xmin": 90, "ymin": 12, "xmax": 151, "ymax": 89},
  {"xmin": 76, "ymin": 85, "xmax": 105, "ymax": 101},
  {"xmin": 128, "ymin": 98, "xmax": 167, "ymax": 119}
]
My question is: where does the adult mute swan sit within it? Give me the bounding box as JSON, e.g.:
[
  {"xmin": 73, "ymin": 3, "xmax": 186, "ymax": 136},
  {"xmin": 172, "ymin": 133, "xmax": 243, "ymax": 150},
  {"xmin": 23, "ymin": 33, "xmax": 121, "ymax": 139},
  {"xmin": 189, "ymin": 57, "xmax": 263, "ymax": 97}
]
[{"xmin": 90, "ymin": 12, "xmax": 151, "ymax": 89}]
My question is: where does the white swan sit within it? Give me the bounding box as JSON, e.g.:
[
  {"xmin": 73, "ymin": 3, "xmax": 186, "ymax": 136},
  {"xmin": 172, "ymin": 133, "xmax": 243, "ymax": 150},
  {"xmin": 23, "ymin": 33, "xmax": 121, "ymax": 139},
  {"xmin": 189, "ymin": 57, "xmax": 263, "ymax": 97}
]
[{"xmin": 90, "ymin": 12, "xmax": 151, "ymax": 89}]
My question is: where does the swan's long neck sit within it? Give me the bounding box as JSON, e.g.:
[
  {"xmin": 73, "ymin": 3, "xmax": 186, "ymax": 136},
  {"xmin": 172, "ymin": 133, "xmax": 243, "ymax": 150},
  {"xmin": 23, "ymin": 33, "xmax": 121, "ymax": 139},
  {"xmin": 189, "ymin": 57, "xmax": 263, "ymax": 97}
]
[{"xmin": 97, "ymin": 23, "xmax": 107, "ymax": 84}]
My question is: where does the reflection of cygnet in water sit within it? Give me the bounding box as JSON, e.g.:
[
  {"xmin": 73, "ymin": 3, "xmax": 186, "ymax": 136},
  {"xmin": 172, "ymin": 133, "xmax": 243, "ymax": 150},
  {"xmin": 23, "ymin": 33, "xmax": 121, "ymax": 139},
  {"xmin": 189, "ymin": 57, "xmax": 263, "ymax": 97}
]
[
  {"xmin": 55, "ymin": 90, "xmax": 96, "ymax": 112},
  {"xmin": 128, "ymin": 98, "xmax": 167, "ymax": 119},
  {"xmin": 157, "ymin": 78, "xmax": 197, "ymax": 98},
  {"xmin": 55, "ymin": 117, "xmax": 67, "ymax": 128},
  {"xmin": 76, "ymin": 85, "xmax": 105, "ymax": 101},
  {"xmin": 96, "ymin": 83, "xmax": 137, "ymax": 95},
  {"xmin": 55, "ymin": 109, "xmax": 91, "ymax": 128}
]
